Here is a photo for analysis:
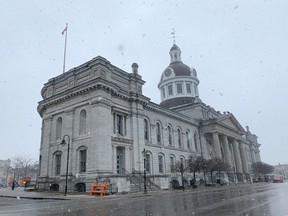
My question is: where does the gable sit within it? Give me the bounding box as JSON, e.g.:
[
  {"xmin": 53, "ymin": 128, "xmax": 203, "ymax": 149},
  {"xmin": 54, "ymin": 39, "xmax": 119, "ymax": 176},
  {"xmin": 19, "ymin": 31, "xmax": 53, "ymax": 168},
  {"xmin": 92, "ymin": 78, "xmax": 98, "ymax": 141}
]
[{"xmin": 217, "ymin": 114, "xmax": 246, "ymax": 134}]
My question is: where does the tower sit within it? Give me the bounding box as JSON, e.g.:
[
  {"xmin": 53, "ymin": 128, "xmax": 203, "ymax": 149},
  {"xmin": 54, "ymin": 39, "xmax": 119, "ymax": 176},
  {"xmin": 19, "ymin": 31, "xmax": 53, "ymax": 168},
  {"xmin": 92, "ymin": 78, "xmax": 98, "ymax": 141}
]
[{"xmin": 158, "ymin": 43, "xmax": 200, "ymax": 108}]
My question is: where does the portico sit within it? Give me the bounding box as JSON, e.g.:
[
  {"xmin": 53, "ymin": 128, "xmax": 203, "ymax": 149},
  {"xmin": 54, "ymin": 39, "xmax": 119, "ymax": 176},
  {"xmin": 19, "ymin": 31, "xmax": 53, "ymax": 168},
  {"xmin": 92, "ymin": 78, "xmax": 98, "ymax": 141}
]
[{"xmin": 201, "ymin": 113, "xmax": 258, "ymax": 181}]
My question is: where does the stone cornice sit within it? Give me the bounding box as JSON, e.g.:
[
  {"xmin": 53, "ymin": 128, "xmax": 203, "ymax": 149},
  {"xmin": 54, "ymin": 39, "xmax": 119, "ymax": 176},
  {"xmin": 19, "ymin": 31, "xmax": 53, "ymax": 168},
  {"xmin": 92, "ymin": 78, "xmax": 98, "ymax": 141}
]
[
  {"xmin": 38, "ymin": 78, "xmax": 150, "ymax": 117},
  {"xmin": 38, "ymin": 56, "xmax": 150, "ymax": 117},
  {"xmin": 144, "ymin": 102, "xmax": 199, "ymax": 126}
]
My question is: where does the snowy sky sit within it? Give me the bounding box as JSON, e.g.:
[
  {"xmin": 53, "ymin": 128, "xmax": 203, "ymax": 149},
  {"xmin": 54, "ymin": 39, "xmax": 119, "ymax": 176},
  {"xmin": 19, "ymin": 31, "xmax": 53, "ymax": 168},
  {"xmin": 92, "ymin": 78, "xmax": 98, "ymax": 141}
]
[{"xmin": 1, "ymin": 0, "xmax": 288, "ymax": 165}]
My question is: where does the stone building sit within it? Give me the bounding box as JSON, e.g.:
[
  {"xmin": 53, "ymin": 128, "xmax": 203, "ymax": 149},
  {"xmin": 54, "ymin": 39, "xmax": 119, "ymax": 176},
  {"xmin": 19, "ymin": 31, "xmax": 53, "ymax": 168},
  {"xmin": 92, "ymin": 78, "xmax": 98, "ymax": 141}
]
[
  {"xmin": 0, "ymin": 159, "xmax": 10, "ymax": 187},
  {"xmin": 37, "ymin": 43, "xmax": 261, "ymax": 192}
]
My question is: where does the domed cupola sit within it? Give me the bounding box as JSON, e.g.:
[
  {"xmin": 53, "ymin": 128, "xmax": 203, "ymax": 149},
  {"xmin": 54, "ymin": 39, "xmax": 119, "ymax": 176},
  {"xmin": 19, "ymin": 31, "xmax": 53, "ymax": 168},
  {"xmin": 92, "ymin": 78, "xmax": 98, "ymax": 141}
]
[{"xmin": 158, "ymin": 43, "xmax": 200, "ymax": 108}]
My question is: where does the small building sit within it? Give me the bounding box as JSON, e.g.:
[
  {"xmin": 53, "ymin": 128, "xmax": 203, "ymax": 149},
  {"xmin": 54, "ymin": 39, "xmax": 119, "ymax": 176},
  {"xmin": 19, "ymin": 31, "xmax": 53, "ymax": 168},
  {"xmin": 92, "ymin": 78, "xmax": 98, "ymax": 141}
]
[
  {"xmin": 37, "ymin": 43, "xmax": 261, "ymax": 192},
  {"xmin": 0, "ymin": 159, "xmax": 11, "ymax": 187}
]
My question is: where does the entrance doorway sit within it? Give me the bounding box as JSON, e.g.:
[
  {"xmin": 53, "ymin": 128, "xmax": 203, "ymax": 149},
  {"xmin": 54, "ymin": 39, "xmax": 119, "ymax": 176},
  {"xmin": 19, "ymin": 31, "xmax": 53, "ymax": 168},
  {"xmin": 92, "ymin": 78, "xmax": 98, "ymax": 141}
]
[{"xmin": 116, "ymin": 146, "xmax": 125, "ymax": 174}]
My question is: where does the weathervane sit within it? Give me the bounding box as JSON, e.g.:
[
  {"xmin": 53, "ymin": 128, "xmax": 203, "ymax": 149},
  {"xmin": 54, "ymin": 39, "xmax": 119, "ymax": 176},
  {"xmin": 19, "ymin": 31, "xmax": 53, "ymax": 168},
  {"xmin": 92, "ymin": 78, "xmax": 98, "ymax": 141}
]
[{"xmin": 171, "ymin": 28, "xmax": 176, "ymax": 44}]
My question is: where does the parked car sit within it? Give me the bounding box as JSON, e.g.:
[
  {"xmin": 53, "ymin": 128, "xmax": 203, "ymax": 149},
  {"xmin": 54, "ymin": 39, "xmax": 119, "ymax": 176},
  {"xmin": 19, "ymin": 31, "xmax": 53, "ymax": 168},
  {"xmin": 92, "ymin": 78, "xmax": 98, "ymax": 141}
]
[{"xmin": 272, "ymin": 177, "xmax": 284, "ymax": 183}]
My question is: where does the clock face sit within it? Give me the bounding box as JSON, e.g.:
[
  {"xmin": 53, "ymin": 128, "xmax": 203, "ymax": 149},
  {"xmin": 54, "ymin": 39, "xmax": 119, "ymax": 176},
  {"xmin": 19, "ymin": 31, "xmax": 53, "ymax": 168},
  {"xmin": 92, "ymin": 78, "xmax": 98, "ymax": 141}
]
[{"xmin": 165, "ymin": 68, "xmax": 171, "ymax": 77}]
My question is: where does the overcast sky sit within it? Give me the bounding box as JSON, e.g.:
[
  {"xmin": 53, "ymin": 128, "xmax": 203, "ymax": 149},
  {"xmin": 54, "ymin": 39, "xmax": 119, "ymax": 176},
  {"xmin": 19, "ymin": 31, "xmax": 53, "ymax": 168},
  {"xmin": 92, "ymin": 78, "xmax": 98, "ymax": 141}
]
[{"xmin": 1, "ymin": 1, "xmax": 287, "ymax": 165}]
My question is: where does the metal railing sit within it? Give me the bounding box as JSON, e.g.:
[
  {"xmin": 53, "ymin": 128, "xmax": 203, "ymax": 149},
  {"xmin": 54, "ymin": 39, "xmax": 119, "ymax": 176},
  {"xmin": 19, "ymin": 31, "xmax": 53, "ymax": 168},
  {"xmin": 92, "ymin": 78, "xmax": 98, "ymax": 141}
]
[
  {"xmin": 122, "ymin": 168, "xmax": 142, "ymax": 190},
  {"xmin": 132, "ymin": 168, "xmax": 161, "ymax": 190}
]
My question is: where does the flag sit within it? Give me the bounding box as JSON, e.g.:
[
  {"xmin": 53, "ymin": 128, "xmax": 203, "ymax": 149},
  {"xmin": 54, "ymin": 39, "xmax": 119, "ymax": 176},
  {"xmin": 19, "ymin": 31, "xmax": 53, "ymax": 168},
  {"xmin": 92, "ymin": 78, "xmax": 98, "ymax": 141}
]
[{"xmin": 62, "ymin": 25, "xmax": 67, "ymax": 35}]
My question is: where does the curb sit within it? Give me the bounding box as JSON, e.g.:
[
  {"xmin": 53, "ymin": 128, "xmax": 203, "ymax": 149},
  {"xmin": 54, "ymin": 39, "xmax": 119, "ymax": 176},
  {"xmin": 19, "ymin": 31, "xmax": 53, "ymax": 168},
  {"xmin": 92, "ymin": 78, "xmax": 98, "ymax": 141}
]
[{"xmin": 0, "ymin": 195, "xmax": 69, "ymax": 200}]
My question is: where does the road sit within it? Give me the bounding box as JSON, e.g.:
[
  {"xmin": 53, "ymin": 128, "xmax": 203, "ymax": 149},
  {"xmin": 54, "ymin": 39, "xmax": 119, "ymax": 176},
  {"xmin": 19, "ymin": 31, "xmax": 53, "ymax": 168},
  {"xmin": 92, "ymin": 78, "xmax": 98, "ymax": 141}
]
[{"xmin": 1, "ymin": 183, "xmax": 288, "ymax": 216}]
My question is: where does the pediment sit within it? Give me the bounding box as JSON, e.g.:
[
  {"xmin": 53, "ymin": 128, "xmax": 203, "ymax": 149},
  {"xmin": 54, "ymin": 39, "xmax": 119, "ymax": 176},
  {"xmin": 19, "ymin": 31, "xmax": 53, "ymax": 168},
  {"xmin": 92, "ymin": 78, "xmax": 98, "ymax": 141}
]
[
  {"xmin": 217, "ymin": 113, "xmax": 246, "ymax": 134},
  {"xmin": 201, "ymin": 113, "xmax": 246, "ymax": 136}
]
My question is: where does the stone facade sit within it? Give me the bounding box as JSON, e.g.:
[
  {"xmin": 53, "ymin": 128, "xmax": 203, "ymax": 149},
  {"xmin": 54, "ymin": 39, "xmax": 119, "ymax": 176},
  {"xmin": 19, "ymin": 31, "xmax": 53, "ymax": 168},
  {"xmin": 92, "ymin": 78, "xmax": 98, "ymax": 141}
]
[{"xmin": 37, "ymin": 44, "xmax": 261, "ymax": 192}]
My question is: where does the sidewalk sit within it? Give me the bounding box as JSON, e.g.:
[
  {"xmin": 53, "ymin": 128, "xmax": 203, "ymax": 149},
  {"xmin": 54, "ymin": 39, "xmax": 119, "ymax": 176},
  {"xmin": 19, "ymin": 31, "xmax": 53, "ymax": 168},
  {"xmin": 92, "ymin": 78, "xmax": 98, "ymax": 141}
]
[
  {"xmin": 0, "ymin": 186, "xmax": 190, "ymax": 201},
  {"xmin": 0, "ymin": 187, "xmax": 93, "ymax": 200},
  {"xmin": 0, "ymin": 183, "xmax": 253, "ymax": 201}
]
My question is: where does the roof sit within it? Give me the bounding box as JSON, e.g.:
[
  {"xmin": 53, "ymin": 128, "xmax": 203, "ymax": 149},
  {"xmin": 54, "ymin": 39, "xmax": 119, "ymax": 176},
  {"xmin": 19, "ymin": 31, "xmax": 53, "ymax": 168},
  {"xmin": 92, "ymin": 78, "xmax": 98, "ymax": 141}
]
[
  {"xmin": 160, "ymin": 97, "xmax": 196, "ymax": 108},
  {"xmin": 169, "ymin": 61, "xmax": 191, "ymax": 76}
]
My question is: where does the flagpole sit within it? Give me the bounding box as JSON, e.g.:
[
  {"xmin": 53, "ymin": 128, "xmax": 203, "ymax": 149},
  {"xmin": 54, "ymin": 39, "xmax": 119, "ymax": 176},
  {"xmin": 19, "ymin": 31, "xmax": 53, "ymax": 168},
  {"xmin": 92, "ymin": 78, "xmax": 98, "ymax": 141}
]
[{"xmin": 63, "ymin": 23, "xmax": 68, "ymax": 74}]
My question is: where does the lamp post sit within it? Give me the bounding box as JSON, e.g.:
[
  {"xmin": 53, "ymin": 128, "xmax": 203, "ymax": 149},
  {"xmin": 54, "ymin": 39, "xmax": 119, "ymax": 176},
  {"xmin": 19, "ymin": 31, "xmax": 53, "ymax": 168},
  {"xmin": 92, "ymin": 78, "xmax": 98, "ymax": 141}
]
[
  {"xmin": 61, "ymin": 134, "xmax": 70, "ymax": 196},
  {"xmin": 142, "ymin": 149, "xmax": 147, "ymax": 194},
  {"xmin": 180, "ymin": 162, "xmax": 184, "ymax": 190}
]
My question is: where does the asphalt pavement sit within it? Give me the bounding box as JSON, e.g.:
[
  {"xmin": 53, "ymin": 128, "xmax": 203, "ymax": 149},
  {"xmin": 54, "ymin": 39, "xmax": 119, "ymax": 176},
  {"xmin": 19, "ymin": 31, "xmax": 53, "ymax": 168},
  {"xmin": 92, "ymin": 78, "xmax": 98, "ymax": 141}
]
[{"xmin": 1, "ymin": 183, "xmax": 288, "ymax": 216}]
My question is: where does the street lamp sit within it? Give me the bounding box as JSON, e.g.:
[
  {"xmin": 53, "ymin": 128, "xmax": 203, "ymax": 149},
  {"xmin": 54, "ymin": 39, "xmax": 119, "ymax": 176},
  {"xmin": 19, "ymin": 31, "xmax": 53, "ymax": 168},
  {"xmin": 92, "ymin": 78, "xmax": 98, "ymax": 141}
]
[
  {"xmin": 180, "ymin": 162, "xmax": 184, "ymax": 190},
  {"xmin": 142, "ymin": 149, "xmax": 147, "ymax": 194},
  {"xmin": 61, "ymin": 134, "xmax": 70, "ymax": 196}
]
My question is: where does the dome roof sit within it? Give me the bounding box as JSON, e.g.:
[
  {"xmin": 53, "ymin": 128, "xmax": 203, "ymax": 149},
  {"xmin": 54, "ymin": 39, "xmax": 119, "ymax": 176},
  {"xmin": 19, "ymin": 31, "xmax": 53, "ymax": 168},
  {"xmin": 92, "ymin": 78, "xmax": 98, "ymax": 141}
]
[
  {"xmin": 170, "ymin": 44, "xmax": 181, "ymax": 52},
  {"xmin": 158, "ymin": 43, "xmax": 200, "ymax": 108},
  {"xmin": 169, "ymin": 62, "xmax": 191, "ymax": 76},
  {"xmin": 160, "ymin": 97, "xmax": 196, "ymax": 108}
]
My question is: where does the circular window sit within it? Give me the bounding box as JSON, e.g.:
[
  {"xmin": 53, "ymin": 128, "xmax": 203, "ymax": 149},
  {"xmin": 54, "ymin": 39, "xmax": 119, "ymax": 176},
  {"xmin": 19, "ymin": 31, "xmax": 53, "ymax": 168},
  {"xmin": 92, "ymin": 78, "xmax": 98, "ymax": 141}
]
[{"xmin": 165, "ymin": 68, "xmax": 172, "ymax": 77}]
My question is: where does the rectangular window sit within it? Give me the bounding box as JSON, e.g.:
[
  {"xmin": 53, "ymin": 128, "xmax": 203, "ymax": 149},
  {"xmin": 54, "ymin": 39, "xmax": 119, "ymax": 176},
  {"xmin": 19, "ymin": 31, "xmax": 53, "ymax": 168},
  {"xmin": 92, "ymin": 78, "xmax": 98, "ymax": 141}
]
[
  {"xmin": 80, "ymin": 150, "xmax": 87, "ymax": 173},
  {"xmin": 178, "ymin": 130, "xmax": 182, "ymax": 147},
  {"xmin": 144, "ymin": 120, "xmax": 149, "ymax": 140},
  {"xmin": 158, "ymin": 155, "xmax": 163, "ymax": 173},
  {"xmin": 55, "ymin": 154, "xmax": 61, "ymax": 176},
  {"xmin": 114, "ymin": 113, "xmax": 126, "ymax": 136},
  {"xmin": 168, "ymin": 84, "xmax": 173, "ymax": 95},
  {"xmin": 186, "ymin": 83, "xmax": 191, "ymax": 94},
  {"xmin": 177, "ymin": 83, "xmax": 183, "ymax": 94},
  {"xmin": 117, "ymin": 114, "xmax": 123, "ymax": 135}
]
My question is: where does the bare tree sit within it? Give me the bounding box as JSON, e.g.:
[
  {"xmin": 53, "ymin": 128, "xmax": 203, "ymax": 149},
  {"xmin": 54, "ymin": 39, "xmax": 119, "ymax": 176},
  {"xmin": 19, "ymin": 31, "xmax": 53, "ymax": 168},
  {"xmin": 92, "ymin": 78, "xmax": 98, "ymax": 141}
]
[
  {"xmin": 11, "ymin": 155, "xmax": 37, "ymax": 182},
  {"xmin": 202, "ymin": 158, "xmax": 230, "ymax": 184},
  {"xmin": 186, "ymin": 155, "xmax": 203, "ymax": 185},
  {"xmin": 252, "ymin": 162, "xmax": 274, "ymax": 181}
]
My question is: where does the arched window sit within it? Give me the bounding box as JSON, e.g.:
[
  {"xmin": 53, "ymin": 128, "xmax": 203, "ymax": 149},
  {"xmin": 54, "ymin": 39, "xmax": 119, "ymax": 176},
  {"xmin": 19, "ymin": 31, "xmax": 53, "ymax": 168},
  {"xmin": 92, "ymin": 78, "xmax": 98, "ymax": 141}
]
[
  {"xmin": 79, "ymin": 109, "xmax": 87, "ymax": 135},
  {"xmin": 145, "ymin": 151, "xmax": 152, "ymax": 173},
  {"xmin": 194, "ymin": 133, "xmax": 199, "ymax": 152},
  {"xmin": 169, "ymin": 154, "xmax": 176, "ymax": 173},
  {"xmin": 180, "ymin": 156, "xmax": 185, "ymax": 169},
  {"xmin": 177, "ymin": 128, "xmax": 182, "ymax": 148},
  {"xmin": 186, "ymin": 131, "xmax": 191, "ymax": 149},
  {"xmin": 174, "ymin": 53, "xmax": 177, "ymax": 60},
  {"xmin": 158, "ymin": 154, "xmax": 164, "ymax": 173},
  {"xmin": 144, "ymin": 119, "xmax": 149, "ymax": 140},
  {"xmin": 156, "ymin": 122, "xmax": 161, "ymax": 143},
  {"xmin": 56, "ymin": 117, "xmax": 62, "ymax": 140},
  {"xmin": 168, "ymin": 126, "xmax": 172, "ymax": 146}
]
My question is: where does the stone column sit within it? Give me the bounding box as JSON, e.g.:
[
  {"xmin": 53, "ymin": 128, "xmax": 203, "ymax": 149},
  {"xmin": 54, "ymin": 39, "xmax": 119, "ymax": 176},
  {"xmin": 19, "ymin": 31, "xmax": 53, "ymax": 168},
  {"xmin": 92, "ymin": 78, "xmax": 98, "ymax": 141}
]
[
  {"xmin": 255, "ymin": 148, "xmax": 261, "ymax": 162},
  {"xmin": 41, "ymin": 117, "xmax": 52, "ymax": 177},
  {"xmin": 212, "ymin": 132, "xmax": 221, "ymax": 158},
  {"xmin": 222, "ymin": 135, "xmax": 232, "ymax": 168},
  {"xmin": 63, "ymin": 109, "xmax": 74, "ymax": 175},
  {"xmin": 250, "ymin": 147, "xmax": 256, "ymax": 163},
  {"xmin": 232, "ymin": 139, "xmax": 243, "ymax": 174},
  {"xmin": 239, "ymin": 142, "xmax": 248, "ymax": 174}
]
